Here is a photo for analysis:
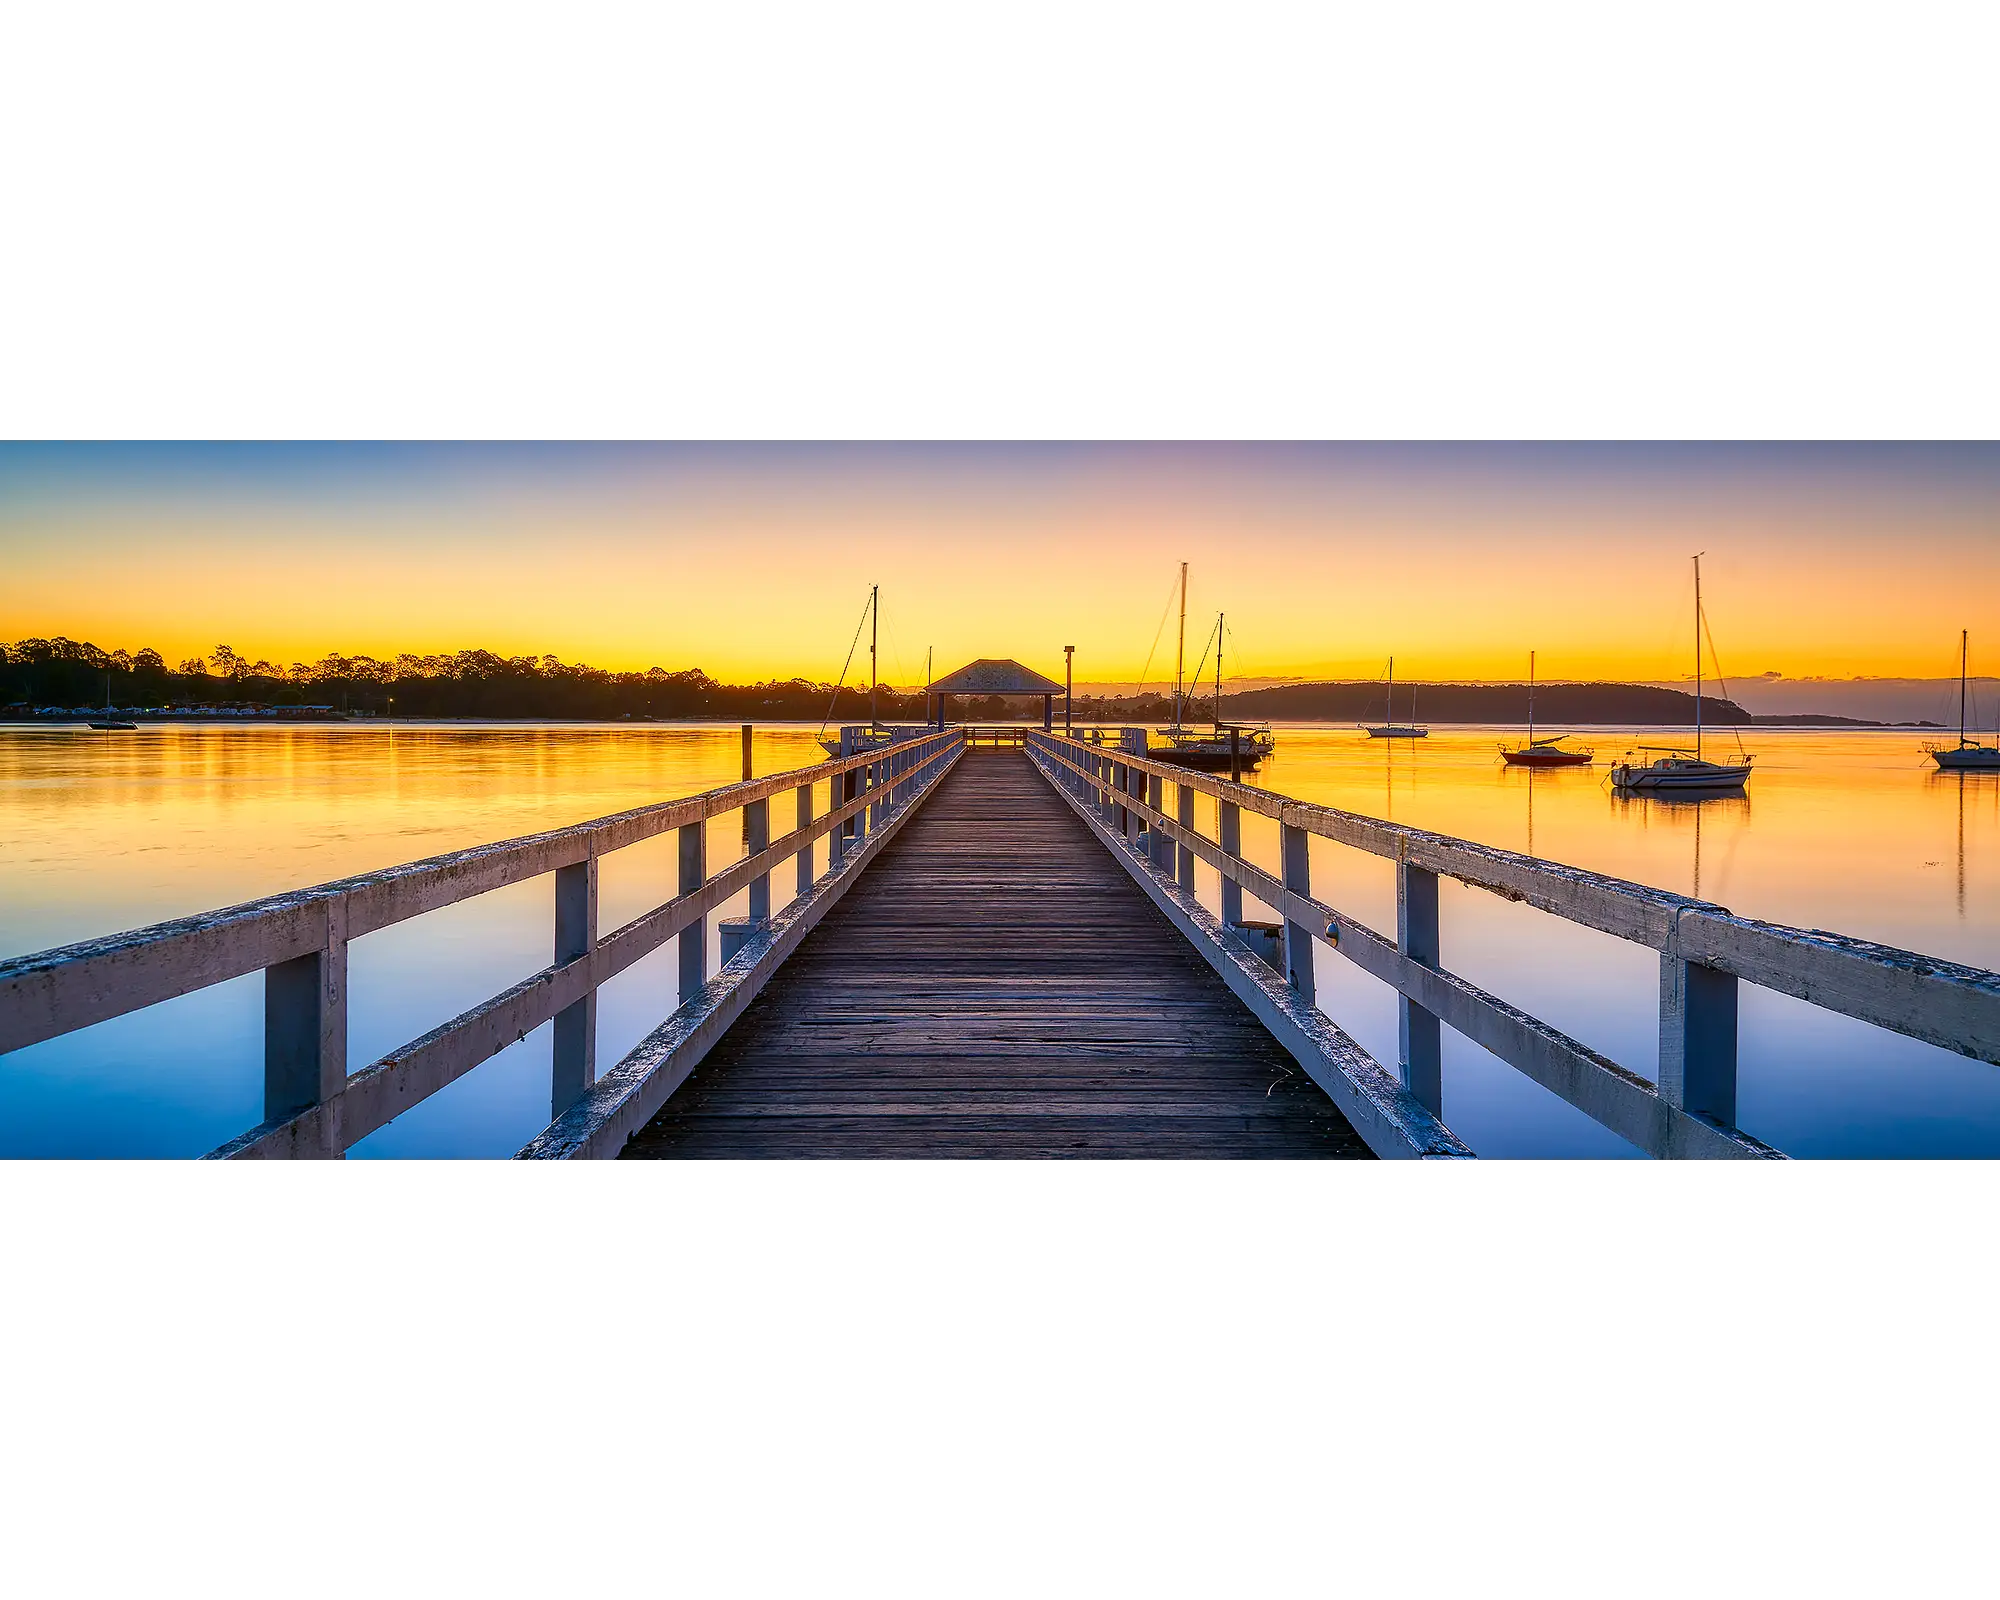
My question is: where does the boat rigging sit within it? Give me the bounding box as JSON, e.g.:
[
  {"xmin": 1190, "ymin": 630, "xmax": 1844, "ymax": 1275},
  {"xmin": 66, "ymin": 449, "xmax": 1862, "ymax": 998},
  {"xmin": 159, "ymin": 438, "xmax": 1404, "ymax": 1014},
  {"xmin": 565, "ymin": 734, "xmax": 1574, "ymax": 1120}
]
[
  {"xmin": 1928, "ymin": 630, "xmax": 2000, "ymax": 771},
  {"xmin": 1146, "ymin": 562, "xmax": 1274, "ymax": 771},
  {"xmin": 1501, "ymin": 651, "xmax": 1591, "ymax": 766},
  {"xmin": 1610, "ymin": 554, "xmax": 1752, "ymax": 794},
  {"xmin": 817, "ymin": 584, "xmax": 889, "ymax": 758},
  {"xmin": 1361, "ymin": 656, "xmax": 1428, "ymax": 739}
]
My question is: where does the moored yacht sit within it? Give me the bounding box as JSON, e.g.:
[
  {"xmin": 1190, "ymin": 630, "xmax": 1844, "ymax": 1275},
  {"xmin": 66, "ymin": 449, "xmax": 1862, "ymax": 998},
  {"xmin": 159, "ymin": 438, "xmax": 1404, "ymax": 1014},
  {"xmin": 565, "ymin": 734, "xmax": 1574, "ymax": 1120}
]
[
  {"xmin": 1361, "ymin": 656, "xmax": 1428, "ymax": 738},
  {"xmin": 1928, "ymin": 630, "xmax": 2000, "ymax": 771},
  {"xmin": 1151, "ymin": 587, "xmax": 1277, "ymax": 773},
  {"xmin": 1610, "ymin": 555, "xmax": 1752, "ymax": 794},
  {"xmin": 818, "ymin": 584, "xmax": 884, "ymax": 757},
  {"xmin": 1500, "ymin": 651, "xmax": 1592, "ymax": 767}
]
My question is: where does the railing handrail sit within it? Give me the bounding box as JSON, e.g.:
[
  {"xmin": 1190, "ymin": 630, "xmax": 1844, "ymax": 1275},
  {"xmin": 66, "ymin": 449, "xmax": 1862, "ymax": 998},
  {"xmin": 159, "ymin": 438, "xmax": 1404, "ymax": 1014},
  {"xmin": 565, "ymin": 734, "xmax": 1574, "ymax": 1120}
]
[
  {"xmin": 0, "ymin": 729, "xmax": 966, "ymax": 1159},
  {"xmin": 1026, "ymin": 730, "xmax": 2000, "ymax": 1159},
  {"xmin": 0, "ymin": 734, "xmax": 953, "ymax": 1057},
  {"xmin": 1030, "ymin": 732, "xmax": 2000, "ymax": 1066}
]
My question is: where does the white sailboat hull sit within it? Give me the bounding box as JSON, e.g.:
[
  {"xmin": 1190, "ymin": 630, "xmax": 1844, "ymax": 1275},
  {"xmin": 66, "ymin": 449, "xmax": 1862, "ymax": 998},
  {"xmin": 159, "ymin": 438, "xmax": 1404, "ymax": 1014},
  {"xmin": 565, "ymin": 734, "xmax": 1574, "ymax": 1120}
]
[
  {"xmin": 1932, "ymin": 744, "xmax": 2000, "ymax": 771},
  {"xmin": 1611, "ymin": 758, "xmax": 1751, "ymax": 792}
]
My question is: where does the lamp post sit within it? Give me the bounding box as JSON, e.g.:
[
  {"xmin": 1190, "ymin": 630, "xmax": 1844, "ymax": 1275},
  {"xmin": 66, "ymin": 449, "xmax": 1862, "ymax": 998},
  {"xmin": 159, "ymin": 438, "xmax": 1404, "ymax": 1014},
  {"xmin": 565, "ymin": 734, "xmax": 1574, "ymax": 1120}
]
[{"xmin": 1064, "ymin": 645, "xmax": 1074, "ymax": 734}]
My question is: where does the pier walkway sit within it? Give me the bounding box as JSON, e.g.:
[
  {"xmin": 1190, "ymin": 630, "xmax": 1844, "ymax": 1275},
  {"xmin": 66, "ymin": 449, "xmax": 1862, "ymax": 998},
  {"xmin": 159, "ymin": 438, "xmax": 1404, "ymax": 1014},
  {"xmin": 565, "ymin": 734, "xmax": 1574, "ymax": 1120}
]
[{"xmin": 622, "ymin": 753, "xmax": 1369, "ymax": 1158}]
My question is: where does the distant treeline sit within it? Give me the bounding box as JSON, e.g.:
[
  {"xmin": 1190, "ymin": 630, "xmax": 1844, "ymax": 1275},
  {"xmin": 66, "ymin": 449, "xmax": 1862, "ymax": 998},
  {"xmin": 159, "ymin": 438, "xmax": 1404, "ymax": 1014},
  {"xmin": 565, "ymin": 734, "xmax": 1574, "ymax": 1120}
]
[
  {"xmin": 3, "ymin": 636, "xmax": 1760, "ymax": 726},
  {"xmin": 1223, "ymin": 679, "xmax": 1753, "ymax": 725},
  {"xmin": 0, "ymin": 634, "xmax": 1213, "ymax": 723}
]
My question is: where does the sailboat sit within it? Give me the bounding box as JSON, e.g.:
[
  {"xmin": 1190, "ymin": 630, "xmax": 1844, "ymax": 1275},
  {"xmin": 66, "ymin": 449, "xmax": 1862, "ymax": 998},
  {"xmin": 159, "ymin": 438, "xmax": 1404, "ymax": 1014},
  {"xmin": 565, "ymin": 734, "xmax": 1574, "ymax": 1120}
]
[
  {"xmin": 1361, "ymin": 657, "xmax": 1428, "ymax": 738},
  {"xmin": 1500, "ymin": 651, "xmax": 1591, "ymax": 766},
  {"xmin": 1610, "ymin": 554, "xmax": 1752, "ymax": 794},
  {"xmin": 89, "ymin": 673, "xmax": 137, "ymax": 731},
  {"xmin": 817, "ymin": 584, "xmax": 890, "ymax": 758},
  {"xmin": 1928, "ymin": 630, "xmax": 2000, "ymax": 771},
  {"xmin": 1152, "ymin": 604, "xmax": 1275, "ymax": 772}
]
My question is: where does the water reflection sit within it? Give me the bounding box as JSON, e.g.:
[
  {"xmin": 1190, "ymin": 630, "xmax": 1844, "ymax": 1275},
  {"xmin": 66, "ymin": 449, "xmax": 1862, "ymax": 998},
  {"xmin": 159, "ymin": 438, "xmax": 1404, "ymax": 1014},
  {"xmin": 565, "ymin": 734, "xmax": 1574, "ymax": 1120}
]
[
  {"xmin": 1220, "ymin": 725, "xmax": 1999, "ymax": 1157},
  {"xmin": 3, "ymin": 722, "xmax": 1998, "ymax": 1157},
  {"xmin": 1608, "ymin": 790, "xmax": 1751, "ymax": 901},
  {"xmin": 0, "ymin": 722, "xmax": 832, "ymax": 1156}
]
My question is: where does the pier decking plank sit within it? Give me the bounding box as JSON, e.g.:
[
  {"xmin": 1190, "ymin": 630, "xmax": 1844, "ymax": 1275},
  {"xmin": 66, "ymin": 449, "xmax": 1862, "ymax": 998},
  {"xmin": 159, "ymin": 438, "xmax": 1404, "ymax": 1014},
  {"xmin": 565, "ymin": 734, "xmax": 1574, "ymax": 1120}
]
[{"xmin": 622, "ymin": 751, "xmax": 1371, "ymax": 1158}]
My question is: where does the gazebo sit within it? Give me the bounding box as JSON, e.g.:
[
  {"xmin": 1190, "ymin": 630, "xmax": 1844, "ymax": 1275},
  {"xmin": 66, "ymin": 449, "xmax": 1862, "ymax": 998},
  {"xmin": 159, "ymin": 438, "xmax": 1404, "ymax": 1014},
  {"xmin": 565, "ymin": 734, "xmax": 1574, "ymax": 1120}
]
[{"xmin": 926, "ymin": 657, "xmax": 1068, "ymax": 730}]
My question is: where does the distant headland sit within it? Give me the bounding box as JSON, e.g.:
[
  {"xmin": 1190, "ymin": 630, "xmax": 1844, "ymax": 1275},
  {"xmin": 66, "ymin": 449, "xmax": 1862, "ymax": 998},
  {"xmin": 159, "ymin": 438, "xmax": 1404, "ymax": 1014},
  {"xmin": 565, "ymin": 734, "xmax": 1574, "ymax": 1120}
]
[{"xmin": 0, "ymin": 637, "xmax": 1932, "ymax": 727}]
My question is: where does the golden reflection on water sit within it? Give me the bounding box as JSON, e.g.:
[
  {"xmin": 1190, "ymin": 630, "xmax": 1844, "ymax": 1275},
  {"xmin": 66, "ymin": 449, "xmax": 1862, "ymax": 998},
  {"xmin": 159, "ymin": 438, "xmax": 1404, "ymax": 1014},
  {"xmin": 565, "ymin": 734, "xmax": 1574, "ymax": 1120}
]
[
  {"xmin": 2, "ymin": 721, "xmax": 1992, "ymax": 966},
  {"xmin": 0, "ymin": 722, "xmax": 831, "ymax": 957},
  {"xmin": 1, "ymin": 720, "xmax": 1996, "ymax": 1158},
  {"xmin": 1233, "ymin": 725, "xmax": 1998, "ymax": 968}
]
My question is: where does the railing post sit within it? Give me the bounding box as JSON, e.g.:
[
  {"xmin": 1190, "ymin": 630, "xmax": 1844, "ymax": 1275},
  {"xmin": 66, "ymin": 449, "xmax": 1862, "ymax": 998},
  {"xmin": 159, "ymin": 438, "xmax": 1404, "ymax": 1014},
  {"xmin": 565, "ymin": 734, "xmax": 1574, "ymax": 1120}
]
[
  {"xmin": 745, "ymin": 797, "xmax": 770, "ymax": 923},
  {"xmin": 1176, "ymin": 779, "xmax": 1196, "ymax": 891},
  {"xmin": 552, "ymin": 853, "xmax": 598, "ymax": 1118},
  {"xmin": 1147, "ymin": 771, "xmax": 1165, "ymax": 868},
  {"xmin": 1117, "ymin": 760, "xmax": 1133, "ymax": 841},
  {"xmin": 677, "ymin": 818, "xmax": 706, "ymax": 1005},
  {"xmin": 830, "ymin": 769, "xmax": 848, "ymax": 868},
  {"xmin": 264, "ymin": 899, "xmax": 348, "ymax": 1156},
  {"xmin": 1397, "ymin": 854, "xmax": 1444, "ymax": 1116},
  {"xmin": 1660, "ymin": 952, "xmax": 1739, "ymax": 1125},
  {"xmin": 1219, "ymin": 795, "xmax": 1243, "ymax": 929},
  {"xmin": 867, "ymin": 755, "xmax": 882, "ymax": 835},
  {"xmin": 796, "ymin": 780, "xmax": 814, "ymax": 896},
  {"xmin": 1279, "ymin": 817, "xmax": 1316, "ymax": 1003}
]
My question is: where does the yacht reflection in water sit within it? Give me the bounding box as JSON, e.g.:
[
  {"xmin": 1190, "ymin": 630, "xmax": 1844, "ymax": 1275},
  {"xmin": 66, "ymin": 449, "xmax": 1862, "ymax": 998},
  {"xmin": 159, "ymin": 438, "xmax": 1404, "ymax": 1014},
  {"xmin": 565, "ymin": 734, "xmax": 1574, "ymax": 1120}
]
[
  {"xmin": 1610, "ymin": 789, "xmax": 1752, "ymax": 901},
  {"xmin": 1928, "ymin": 768, "xmax": 1998, "ymax": 920},
  {"xmin": 1500, "ymin": 756, "xmax": 1599, "ymax": 861}
]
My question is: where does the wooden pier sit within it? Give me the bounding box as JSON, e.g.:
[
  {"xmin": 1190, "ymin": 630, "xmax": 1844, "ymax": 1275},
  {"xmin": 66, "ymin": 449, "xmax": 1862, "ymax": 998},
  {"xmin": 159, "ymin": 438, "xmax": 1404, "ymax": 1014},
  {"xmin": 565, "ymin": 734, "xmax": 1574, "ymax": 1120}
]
[
  {"xmin": 5, "ymin": 723, "xmax": 2000, "ymax": 1160},
  {"xmin": 623, "ymin": 752, "xmax": 1369, "ymax": 1158}
]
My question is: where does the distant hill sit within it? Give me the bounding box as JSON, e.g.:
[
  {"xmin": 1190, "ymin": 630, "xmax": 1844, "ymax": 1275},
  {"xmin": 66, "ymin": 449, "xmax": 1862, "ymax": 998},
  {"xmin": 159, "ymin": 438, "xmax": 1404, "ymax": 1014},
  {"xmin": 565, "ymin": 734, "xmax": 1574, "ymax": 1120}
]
[
  {"xmin": 1747, "ymin": 713, "xmax": 1902, "ymax": 727},
  {"xmin": 1223, "ymin": 680, "xmax": 1752, "ymax": 725}
]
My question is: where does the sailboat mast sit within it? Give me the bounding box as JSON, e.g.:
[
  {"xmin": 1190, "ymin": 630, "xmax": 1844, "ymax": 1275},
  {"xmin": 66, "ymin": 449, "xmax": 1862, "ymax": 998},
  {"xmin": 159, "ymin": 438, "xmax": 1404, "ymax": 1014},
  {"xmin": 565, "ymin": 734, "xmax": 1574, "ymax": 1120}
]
[
  {"xmin": 1388, "ymin": 656, "xmax": 1395, "ymax": 725},
  {"xmin": 1208, "ymin": 612, "xmax": 1224, "ymax": 736},
  {"xmin": 1173, "ymin": 561, "xmax": 1187, "ymax": 732},
  {"xmin": 1960, "ymin": 628, "xmax": 1969, "ymax": 744},
  {"xmin": 1693, "ymin": 554, "xmax": 1703, "ymax": 762},
  {"xmin": 1528, "ymin": 650, "xmax": 1535, "ymax": 743},
  {"xmin": 869, "ymin": 584, "xmax": 878, "ymax": 727}
]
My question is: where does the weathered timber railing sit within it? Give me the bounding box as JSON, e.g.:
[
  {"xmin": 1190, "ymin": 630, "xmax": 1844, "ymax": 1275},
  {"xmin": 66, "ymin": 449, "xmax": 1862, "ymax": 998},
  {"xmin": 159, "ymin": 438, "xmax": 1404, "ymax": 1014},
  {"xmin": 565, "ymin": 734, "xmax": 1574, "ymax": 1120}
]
[
  {"xmin": 1027, "ymin": 731, "xmax": 2000, "ymax": 1160},
  {"xmin": 0, "ymin": 729, "xmax": 964, "ymax": 1158}
]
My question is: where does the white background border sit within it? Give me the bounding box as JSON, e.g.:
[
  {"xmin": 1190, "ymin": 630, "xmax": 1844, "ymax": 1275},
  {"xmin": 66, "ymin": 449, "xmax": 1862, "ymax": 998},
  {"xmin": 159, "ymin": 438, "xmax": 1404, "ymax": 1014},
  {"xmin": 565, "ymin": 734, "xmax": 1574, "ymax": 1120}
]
[{"xmin": 3, "ymin": 3, "xmax": 1997, "ymax": 1594}]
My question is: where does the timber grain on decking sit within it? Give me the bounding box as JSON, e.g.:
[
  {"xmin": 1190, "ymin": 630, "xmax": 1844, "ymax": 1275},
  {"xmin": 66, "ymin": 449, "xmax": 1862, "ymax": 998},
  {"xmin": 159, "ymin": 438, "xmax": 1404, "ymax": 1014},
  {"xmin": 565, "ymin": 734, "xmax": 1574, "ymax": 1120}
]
[{"xmin": 622, "ymin": 750, "xmax": 1371, "ymax": 1158}]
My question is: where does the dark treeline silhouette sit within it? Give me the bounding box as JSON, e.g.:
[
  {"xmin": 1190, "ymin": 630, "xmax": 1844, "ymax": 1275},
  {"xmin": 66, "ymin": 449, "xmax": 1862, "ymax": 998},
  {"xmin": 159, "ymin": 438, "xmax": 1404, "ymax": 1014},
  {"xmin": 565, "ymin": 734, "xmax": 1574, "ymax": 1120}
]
[
  {"xmin": 4, "ymin": 636, "xmax": 1759, "ymax": 726},
  {"xmin": 1223, "ymin": 679, "xmax": 1752, "ymax": 725},
  {"xmin": 0, "ymin": 634, "xmax": 1213, "ymax": 723},
  {"xmin": 0, "ymin": 636, "xmax": 928, "ymax": 720}
]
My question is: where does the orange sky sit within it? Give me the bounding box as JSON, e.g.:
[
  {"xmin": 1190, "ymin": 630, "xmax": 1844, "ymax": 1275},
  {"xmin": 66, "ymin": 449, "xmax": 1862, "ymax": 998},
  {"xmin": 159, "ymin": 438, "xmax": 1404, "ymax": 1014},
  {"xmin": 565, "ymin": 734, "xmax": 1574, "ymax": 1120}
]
[{"xmin": 3, "ymin": 443, "xmax": 1997, "ymax": 689}]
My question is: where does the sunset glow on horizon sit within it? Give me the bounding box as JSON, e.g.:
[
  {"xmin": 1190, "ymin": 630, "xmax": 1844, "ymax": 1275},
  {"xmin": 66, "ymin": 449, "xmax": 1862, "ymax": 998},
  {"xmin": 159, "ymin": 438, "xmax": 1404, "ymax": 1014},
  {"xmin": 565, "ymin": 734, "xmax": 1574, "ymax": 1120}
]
[{"xmin": 4, "ymin": 442, "xmax": 1997, "ymax": 690}]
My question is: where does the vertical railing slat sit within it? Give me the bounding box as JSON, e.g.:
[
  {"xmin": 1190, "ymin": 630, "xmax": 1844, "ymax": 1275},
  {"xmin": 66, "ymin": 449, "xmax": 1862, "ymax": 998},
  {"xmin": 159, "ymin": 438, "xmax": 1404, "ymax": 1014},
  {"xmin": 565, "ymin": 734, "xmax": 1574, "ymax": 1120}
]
[
  {"xmin": 1280, "ymin": 820, "xmax": 1315, "ymax": 1003},
  {"xmin": 1219, "ymin": 793, "xmax": 1243, "ymax": 931},
  {"xmin": 677, "ymin": 819, "xmax": 706, "ymax": 1005},
  {"xmin": 552, "ymin": 852, "xmax": 598, "ymax": 1118},
  {"xmin": 796, "ymin": 780, "xmax": 815, "ymax": 898},
  {"xmin": 1176, "ymin": 779, "xmax": 1196, "ymax": 891},
  {"xmin": 1660, "ymin": 953, "xmax": 1739, "ymax": 1126},
  {"xmin": 263, "ymin": 899, "xmax": 348, "ymax": 1156},
  {"xmin": 1397, "ymin": 855, "xmax": 1444, "ymax": 1116}
]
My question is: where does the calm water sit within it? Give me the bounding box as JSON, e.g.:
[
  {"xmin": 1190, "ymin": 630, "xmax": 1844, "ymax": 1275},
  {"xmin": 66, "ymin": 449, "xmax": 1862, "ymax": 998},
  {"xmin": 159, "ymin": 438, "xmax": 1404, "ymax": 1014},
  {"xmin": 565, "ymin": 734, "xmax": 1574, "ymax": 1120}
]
[{"xmin": 2, "ymin": 722, "xmax": 1995, "ymax": 1158}]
